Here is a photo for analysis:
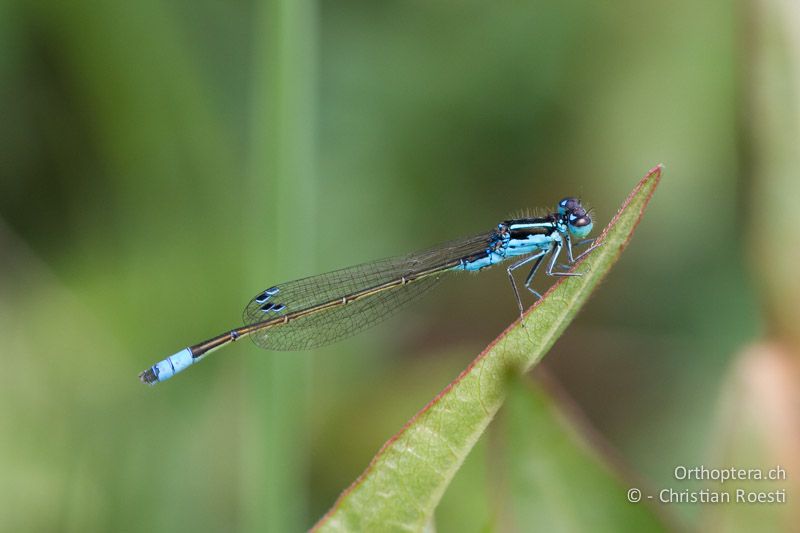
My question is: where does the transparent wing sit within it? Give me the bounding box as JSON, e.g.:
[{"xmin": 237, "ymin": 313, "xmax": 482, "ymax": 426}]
[{"xmin": 242, "ymin": 231, "xmax": 495, "ymax": 350}]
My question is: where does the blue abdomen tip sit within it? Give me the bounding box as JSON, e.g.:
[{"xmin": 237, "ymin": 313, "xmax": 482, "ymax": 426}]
[{"xmin": 139, "ymin": 348, "xmax": 193, "ymax": 385}]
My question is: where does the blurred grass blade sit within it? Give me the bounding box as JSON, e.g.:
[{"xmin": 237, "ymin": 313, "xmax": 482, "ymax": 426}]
[
  {"xmin": 313, "ymin": 165, "xmax": 663, "ymax": 532},
  {"xmin": 243, "ymin": 0, "xmax": 317, "ymax": 530},
  {"xmin": 493, "ymin": 377, "xmax": 667, "ymax": 532}
]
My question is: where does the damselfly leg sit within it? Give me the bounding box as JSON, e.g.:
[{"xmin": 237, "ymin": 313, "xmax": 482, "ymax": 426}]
[
  {"xmin": 506, "ymin": 239, "xmax": 582, "ymax": 321},
  {"xmin": 547, "ymin": 240, "xmax": 581, "ymax": 277},
  {"xmin": 523, "ymin": 253, "xmax": 547, "ymax": 299},
  {"xmin": 559, "ymin": 236, "xmax": 603, "ymax": 270},
  {"xmin": 507, "ymin": 251, "xmax": 548, "ymax": 317},
  {"xmin": 572, "ymin": 240, "xmax": 603, "ymax": 263}
]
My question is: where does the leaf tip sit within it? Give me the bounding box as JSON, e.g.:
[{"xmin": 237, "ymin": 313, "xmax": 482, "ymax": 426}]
[{"xmin": 647, "ymin": 163, "xmax": 664, "ymax": 179}]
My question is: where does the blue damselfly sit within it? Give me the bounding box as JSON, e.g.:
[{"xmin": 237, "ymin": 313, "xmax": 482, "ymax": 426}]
[{"xmin": 139, "ymin": 198, "xmax": 599, "ymax": 384}]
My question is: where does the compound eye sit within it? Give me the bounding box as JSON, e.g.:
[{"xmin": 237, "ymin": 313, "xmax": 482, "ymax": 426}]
[
  {"xmin": 569, "ymin": 214, "xmax": 592, "ymax": 227},
  {"xmin": 558, "ymin": 197, "xmax": 581, "ymax": 214}
]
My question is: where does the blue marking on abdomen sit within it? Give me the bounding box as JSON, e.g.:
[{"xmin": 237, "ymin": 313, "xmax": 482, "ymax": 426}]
[{"xmin": 149, "ymin": 348, "xmax": 194, "ymax": 383}]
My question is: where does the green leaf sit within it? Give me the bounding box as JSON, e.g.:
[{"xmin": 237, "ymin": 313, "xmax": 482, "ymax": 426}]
[
  {"xmin": 313, "ymin": 165, "xmax": 664, "ymax": 532},
  {"xmin": 493, "ymin": 377, "xmax": 667, "ymax": 532}
]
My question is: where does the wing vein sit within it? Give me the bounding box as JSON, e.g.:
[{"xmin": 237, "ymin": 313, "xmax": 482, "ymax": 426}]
[{"xmin": 242, "ymin": 231, "xmax": 495, "ymax": 350}]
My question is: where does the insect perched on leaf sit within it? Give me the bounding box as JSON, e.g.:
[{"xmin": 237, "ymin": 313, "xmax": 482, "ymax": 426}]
[{"xmin": 140, "ymin": 197, "xmax": 599, "ymax": 385}]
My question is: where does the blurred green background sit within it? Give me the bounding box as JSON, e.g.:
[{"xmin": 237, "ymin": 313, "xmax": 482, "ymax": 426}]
[{"xmin": 2, "ymin": 0, "xmax": 798, "ymax": 531}]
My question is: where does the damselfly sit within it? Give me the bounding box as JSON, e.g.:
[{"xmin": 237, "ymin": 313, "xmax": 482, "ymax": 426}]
[{"xmin": 139, "ymin": 198, "xmax": 600, "ymax": 385}]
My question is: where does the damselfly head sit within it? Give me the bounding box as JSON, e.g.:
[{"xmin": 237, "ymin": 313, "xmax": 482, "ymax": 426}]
[
  {"xmin": 557, "ymin": 197, "xmax": 593, "ymax": 237},
  {"xmin": 566, "ymin": 206, "xmax": 593, "ymax": 238}
]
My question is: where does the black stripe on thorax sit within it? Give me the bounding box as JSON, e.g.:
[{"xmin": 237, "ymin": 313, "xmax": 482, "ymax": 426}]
[{"xmin": 505, "ymin": 217, "xmax": 558, "ymax": 240}]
